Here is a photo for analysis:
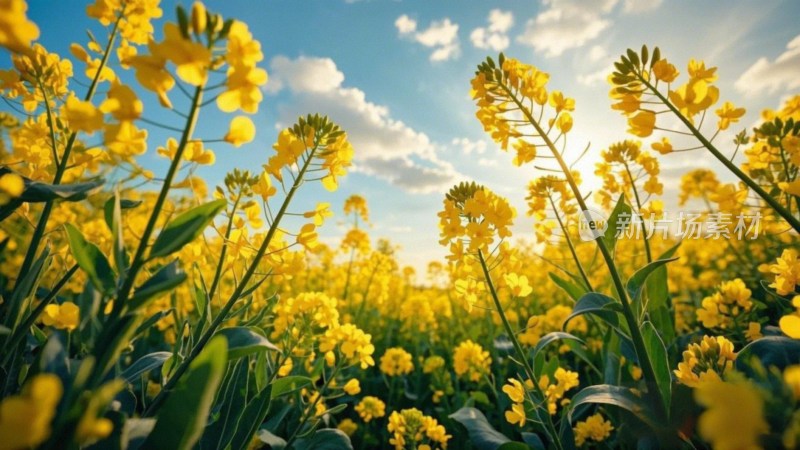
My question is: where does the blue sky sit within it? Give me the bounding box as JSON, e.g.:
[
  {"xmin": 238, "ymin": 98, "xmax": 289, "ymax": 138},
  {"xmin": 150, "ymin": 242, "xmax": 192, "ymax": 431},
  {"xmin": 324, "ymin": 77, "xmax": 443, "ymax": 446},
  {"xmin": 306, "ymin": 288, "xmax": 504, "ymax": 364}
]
[{"xmin": 16, "ymin": 0, "xmax": 800, "ymax": 272}]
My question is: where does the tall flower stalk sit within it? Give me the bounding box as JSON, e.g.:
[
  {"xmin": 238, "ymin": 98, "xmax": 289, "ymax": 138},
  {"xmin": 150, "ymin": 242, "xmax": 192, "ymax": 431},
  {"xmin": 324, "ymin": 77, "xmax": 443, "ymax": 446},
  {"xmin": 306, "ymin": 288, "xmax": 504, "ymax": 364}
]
[{"xmin": 471, "ymin": 54, "xmax": 669, "ymax": 421}]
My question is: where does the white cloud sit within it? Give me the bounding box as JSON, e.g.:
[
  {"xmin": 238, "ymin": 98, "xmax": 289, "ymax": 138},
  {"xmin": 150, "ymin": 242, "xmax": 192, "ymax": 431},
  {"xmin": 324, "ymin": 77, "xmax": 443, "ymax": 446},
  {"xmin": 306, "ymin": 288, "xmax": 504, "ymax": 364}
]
[
  {"xmin": 588, "ymin": 45, "xmax": 608, "ymax": 63},
  {"xmin": 267, "ymin": 55, "xmax": 461, "ymax": 193},
  {"xmin": 577, "ymin": 66, "xmax": 610, "ymax": 86},
  {"xmin": 621, "ymin": 0, "xmax": 662, "ymax": 13},
  {"xmin": 735, "ymin": 34, "xmax": 800, "ymax": 97},
  {"xmin": 265, "ymin": 56, "xmax": 344, "ymax": 94},
  {"xmin": 356, "ymin": 157, "xmax": 461, "ymax": 193},
  {"xmin": 451, "ymin": 137, "xmax": 487, "ymax": 155},
  {"xmin": 395, "ymin": 14, "xmax": 417, "ymax": 35},
  {"xmin": 477, "ymin": 158, "xmax": 498, "ymax": 167},
  {"xmin": 577, "ymin": 45, "xmax": 613, "ymax": 86},
  {"xmin": 396, "ymin": 16, "xmax": 461, "ymax": 62},
  {"xmin": 470, "ymin": 9, "xmax": 514, "ymax": 51},
  {"xmin": 517, "ymin": 0, "xmax": 617, "ymax": 57}
]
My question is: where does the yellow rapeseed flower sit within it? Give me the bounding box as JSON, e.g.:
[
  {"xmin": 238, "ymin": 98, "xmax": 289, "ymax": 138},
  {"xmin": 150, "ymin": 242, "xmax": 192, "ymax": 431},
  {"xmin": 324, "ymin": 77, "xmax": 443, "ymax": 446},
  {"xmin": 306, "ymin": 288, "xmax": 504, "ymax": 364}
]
[
  {"xmin": 695, "ymin": 378, "xmax": 768, "ymax": 450},
  {"xmin": 453, "ymin": 339, "xmax": 491, "ymax": 382},
  {"xmin": 224, "ymin": 116, "xmax": 256, "ymax": 147},
  {"xmin": 380, "ymin": 347, "xmax": 414, "ymax": 377},
  {"xmin": 0, "ymin": 374, "xmax": 63, "ymax": 450},
  {"xmin": 0, "ymin": 0, "xmax": 40, "ymax": 54},
  {"xmin": 355, "ymin": 396, "xmax": 385, "ymax": 422},
  {"xmin": 40, "ymin": 301, "xmax": 80, "ymax": 331},
  {"xmin": 0, "ymin": 172, "xmax": 24, "ymax": 206},
  {"xmin": 573, "ymin": 413, "xmax": 614, "ymax": 447}
]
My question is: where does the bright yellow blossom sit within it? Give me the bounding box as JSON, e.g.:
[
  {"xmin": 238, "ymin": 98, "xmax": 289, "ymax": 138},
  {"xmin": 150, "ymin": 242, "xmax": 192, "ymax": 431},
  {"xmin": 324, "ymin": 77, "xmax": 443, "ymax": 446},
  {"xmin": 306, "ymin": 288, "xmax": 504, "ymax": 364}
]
[
  {"xmin": 355, "ymin": 396, "xmax": 385, "ymax": 422},
  {"xmin": 453, "ymin": 339, "xmax": 491, "ymax": 382},
  {"xmin": 40, "ymin": 301, "xmax": 80, "ymax": 331},
  {"xmin": 0, "ymin": 374, "xmax": 62, "ymax": 450},
  {"xmin": 573, "ymin": 413, "xmax": 614, "ymax": 447},
  {"xmin": 380, "ymin": 347, "xmax": 414, "ymax": 377},
  {"xmin": 695, "ymin": 378, "xmax": 768, "ymax": 450},
  {"xmin": 0, "ymin": 0, "xmax": 40, "ymax": 54},
  {"xmin": 224, "ymin": 116, "xmax": 256, "ymax": 147}
]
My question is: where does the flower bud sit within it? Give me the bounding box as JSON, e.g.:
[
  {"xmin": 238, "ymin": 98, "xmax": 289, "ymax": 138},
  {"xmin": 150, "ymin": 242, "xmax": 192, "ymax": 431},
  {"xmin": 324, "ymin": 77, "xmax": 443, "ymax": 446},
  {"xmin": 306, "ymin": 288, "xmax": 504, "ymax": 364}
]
[{"xmin": 191, "ymin": 2, "xmax": 207, "ymax": 35}]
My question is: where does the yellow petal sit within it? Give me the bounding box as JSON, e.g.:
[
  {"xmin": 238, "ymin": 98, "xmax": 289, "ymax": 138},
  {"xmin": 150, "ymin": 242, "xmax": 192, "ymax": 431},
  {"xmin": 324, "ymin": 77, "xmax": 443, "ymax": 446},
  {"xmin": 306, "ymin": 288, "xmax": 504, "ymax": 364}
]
[{"xmin": 780, "ymin": 315, "xmax": 800, "ymax": 339}]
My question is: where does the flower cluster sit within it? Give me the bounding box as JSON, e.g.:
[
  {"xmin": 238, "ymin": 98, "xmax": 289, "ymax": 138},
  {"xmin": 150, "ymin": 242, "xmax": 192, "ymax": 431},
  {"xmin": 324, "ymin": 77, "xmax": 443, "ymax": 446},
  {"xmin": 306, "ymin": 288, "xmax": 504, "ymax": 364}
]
[
  {"xmin": 452, "ymin": 339, "xmax": 491, "ymax": 382},
  {"xmin": 695, "ymin": 279, "xmax": 758, "ymax": 337},
  {"xmin": 387, "ymin": 408, "xmax": 451, "ymax": 450},
  {"xmin": 438, "ymin": 182, "xmax": 516, "ymax": 257},
  {"xmin": 319, "ymin": 323, "xmax": 376, "ymax": 370},
  {"xmin": 380, "ymin": 347, "xmax": 414, "ymax": 377},
  {"xmin": 573, "ymin": 413, "xmax": 614, "ymax": 447},
  {"xmin": 471, "ymin": 55, "xmax": 574, "ymax": 166},
  {"xmin": 674, "ymin": 335, "xmax": 736, "ymax": 387},
  {"xmin": 595, "ymin": 140, "xmax": 662, "ymax": 210}
]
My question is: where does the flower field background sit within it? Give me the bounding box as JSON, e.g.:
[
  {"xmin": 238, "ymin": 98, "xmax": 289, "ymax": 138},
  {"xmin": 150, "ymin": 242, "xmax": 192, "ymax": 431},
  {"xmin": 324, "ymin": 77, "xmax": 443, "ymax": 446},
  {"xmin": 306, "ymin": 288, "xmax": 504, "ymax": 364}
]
[{"xmin": 1, "ymin": 1, "xmax": 800, "ymax": 449}]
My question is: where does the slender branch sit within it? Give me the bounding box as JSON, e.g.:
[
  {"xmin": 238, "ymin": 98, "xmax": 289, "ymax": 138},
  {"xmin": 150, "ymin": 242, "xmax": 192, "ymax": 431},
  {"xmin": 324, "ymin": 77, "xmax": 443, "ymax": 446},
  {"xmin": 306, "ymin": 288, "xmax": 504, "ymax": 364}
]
[
  {"xmin": 477, "ymin": 250, "xmax": 564, "ymax": 450},
  {"xmin": 144, "ymin": 139, "xmax": 320, "ymax": 416},
  {"xmin": 638, "ymin": 74, "xmax": 800, "ymax": 233},
  {"xmin": 499, "ymin": 80, "xmax": 669, "ymax": 420}
]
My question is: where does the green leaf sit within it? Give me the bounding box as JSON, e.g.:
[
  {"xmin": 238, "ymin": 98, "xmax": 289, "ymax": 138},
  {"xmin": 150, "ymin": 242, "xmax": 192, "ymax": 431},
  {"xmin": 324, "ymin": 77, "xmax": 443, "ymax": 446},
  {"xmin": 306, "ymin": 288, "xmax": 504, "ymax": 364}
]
[
  {"xmin": 469, "ymin": 390, "xmax": 491, "ymax": 406},
  {"xmin": 103, "ymin": 197, "xmax": 142, "ymax": 231},
  {"xmin": 567, "ymin": 385, "xmax": 658, "ymax": 430},
  {"xmin": 21, "ymin": 176, "xmax": 104, "ymax": 202},
  {"xmin": 4, "ymin": 246, "xmax": 49, "ymax": 329},
  {"xmin": 294, "ymin": 429, "xmax": 353, "ymax": 450},
  {"xmin": 641, "ymin": 321, "xmax": 672, "ymax": 413},
  {"xmin": 121, "ymin": 352, "xmax": 172, "ymax": 383},
  {"xmin": 532, "ymin": 332, "xmax": 584, "ymax": 358},
  {"xmin": 123, "ymin": 418, "xmax": 156, "ymax": 450},
  {"xmin": 65, "ymin": 223, "xmax": 116, "ymax": 294},
  {"xmin": 603, "ymin": 194, "xmax": 632, "ymax": 257},
  {"xmin": 217, "ymin": 327, "xmax": 279, "ymax": 359},
  {"xmin": 625, "ymin": 257, "xmax": 679, "ymax": 308},
  {"xmin": 256, "ymin": 429, "xmax": 287, "ymax": 449},
  {"xmin": 148, "ymin": 199, "xmax": 226, "ymax": 260},
  {"xmin": 736, "ymin": 336, "xmax": 800, "ymax": 372},
  {"xmin": 603, "ymin": 330, "xmax": 622, "ymax": 385},
  {"xmin": 549, "ymin": 272, "xmax": 587, "ymax": 301},
  {"xmin": 521, "ymin": 433, "xmax": 545, "ymax": 450},
  {"xmin": 129, "ymin": 261, "xmax": 187, "ymax": 310},
  {"xmin": 498, "ymin": 444, "xmax": 533, "ymax": 450},
  {"xmin": 0, "ymin": 172, "xmax": 104, "ymax": 220},
  {"xmin": 202, "ymin": 359, "xmax": 249, "ymax": 450},
  {"xmin": 643, "ymin": 243, "xmax": 681, "ymax": 343},
  {"xmin": 321, "ymin": 403, "xmax": 348, "ymax": 416},
  {"xmin": 104, "ymin": 194, "xmax": 140, "ymax": 273},
  {"xmin": 270, "ymin": 376, "xmax": 312, "ymax": 399},
  {"xmin": 449, "ymin": 407, "xmax": 515, "ymax": 450},
  {"xmin": 565, "ymin": 293, "xmax": 623, "ymax": 329},
  {"xmin": 143, "ymin": 335, "xmax": 228, "ymax": 450},
  {"xmin": 134, "ymin": 309, "xmax": 175, "ymax": 338},
  {"xmin": 229, "ymin": 385, "xmax": 272, "ymax": 450}
]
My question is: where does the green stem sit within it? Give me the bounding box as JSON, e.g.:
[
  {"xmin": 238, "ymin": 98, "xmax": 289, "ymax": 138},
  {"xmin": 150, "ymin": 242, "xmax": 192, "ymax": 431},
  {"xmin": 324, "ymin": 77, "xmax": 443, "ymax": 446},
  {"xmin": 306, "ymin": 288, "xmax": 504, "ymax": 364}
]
[
  {"xmin": 87, "ymin": 85, "xmax": 205, "ymax": 389},
  {"xmin": 623, "ymin": 163, "xmax": 653, "ymax": 263},
  {"xmin": 547, "ymin": 193, "xmax": 593, "ymax": 291},
  {"xmin": 14, "ymin": 16, "xmax": 121, "ymax": 293},
  {"xmin": 285, "ymin": 363, "xmax": 341, "ymax": 449},
  {"xmin": 639, "ymin": 74, "xmax": 800, "ymax": 234},
  {"xmin": 1, "ymin": 264, "xmax": 79, "ymax": 367},
  {"xmin": 477, "ymin": 250, "xmax": 563, "ymax": 450},
  {"xmin": 500, "ymin": 81, "xmax": 668, "ymax": 421},
  {"xmin": 207, "ymin": 193, "xmax": 242, "ymax": 301},
  {"xmin": 113, "ymin": 85, "xmax": 205, "ymax": 315},
  {"xmin": 144, "ymin": 141, "xmax": 320, "ymax": 417},
  {"xmin": 341, "ymin": 246, "xmax": 356, "ymax": 302}
]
